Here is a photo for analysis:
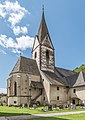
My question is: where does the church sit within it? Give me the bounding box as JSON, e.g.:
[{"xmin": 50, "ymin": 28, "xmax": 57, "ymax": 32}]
[{"xmin": 7, "ymin": 8, "xmax": 85, "ymax": 107}]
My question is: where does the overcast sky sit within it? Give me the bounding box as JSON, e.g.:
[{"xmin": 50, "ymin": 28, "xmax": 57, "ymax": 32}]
[{"xmin": 0, "ymin": 0, "xmax": 85, "ymax": 92}]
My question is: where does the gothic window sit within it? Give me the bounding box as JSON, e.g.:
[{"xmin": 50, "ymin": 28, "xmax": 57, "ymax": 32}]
[
  {"xmin": 57, "ymin": 96, "xmax": 59, "ymax": 100},
  {"xmin": 57, "ymin": 87, "xmax": 59, "ymax": 91},
  {"xmin": 14, "ymin": 81, "xmax": 17, "ymax": 96},
  {"xmin": 46, "ymin": 50, "xmax": 49, "ymax": 63},
  {"xmin": 43, "ymin": 97, "xmax": 45, "ymax": 101},
  {"xmin": 73, "ymin": 89, "xmax": 76, "ymax": 93},
  {"xmin": 34, "ymin": 52, "xmax": 37, "ymax": 59}
]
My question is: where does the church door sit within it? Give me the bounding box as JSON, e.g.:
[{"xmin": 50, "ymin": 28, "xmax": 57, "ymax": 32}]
[{"xmin": 72, "ymin": 99, "xmax": 75, "ymax": 104}]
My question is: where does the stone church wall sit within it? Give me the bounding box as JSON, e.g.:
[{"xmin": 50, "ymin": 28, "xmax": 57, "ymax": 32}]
[
  {"xmin": 7, "ymin": 73, "xmax": 42, "ymax": 106},
  {"xmin": 50, "ymin": 85, "xmax": 68, "ymax": 105},
  {"xmin": 40, "ymin": 45, "xmax": 54, "ymax": 72}
]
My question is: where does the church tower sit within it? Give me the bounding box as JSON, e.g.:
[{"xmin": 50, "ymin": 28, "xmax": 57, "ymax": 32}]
[{"xmin": 32, "ymin": 7, "xmax": 55, "ymax": 73}]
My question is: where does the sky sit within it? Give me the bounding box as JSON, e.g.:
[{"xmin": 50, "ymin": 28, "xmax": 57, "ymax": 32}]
[{"xmin": 0, "ymin": 0, "xmax": 85, "ymax": 92}]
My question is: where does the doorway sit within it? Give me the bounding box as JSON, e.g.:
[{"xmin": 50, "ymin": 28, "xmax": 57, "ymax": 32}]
[{"xmin": 72, "ymin": 99, "xmax": 75, "ymax": 104}]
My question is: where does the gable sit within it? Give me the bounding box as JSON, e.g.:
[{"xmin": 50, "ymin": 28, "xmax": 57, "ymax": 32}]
[
  {"xmin": 67, "ymin": 71, "xmax": 85, "ymax": 87},
  {"xmin": 73, "ymin": 71, "xmax": 85, "ymax": 87},
  {"xmin": 32, "ymin": 36, "xmax": 39, "ymax": 51},
  {"xmin": 42, "ymin": 33, "xmax": 54, "ymax": 49}
]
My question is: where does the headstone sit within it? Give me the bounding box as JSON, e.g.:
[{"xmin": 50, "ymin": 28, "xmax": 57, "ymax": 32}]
[
  {"xmin": 48, "ymin": 105, "xmax": 52, "ymax": 111},
  {"xmin": 33, "ymin": 104, "xmax": 36, "ymax": 109}
]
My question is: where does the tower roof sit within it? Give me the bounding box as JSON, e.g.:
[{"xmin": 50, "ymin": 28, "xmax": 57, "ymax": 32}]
[
  {"xmin": 10, "ymin": 56, "xmax": 40, "ymax": 76},
  {"xmin": 37, "ymin": 7, "xmax": 49, "ymax": 43}
]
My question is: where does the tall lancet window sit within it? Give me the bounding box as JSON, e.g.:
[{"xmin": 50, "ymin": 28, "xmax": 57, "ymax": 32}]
[
  {"xmin": 34, "ymin": 52, "xmax": 37, "ymax": 59},
  {"xmin": 46, "ymin": 50, "xmax": 49, "ymax": 64},
  {"xmin": 14, "ymin": 81, "xmax": 17, "ymax": 96}
]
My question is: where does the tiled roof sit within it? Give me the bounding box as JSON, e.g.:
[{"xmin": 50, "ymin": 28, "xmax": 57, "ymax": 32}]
[
  {"xmin": 37, "ymin": 8, "xmax": 54, "ymax": 49},
  {"xmin": 55, "ymin": 67, "xmax": 85, "ymax": 87},
  {"xmin": 42, "ymin": 70, "xmax": 68, "ymax": 86},
  {"xmin": 10, "ymin": 56, "xmax": 40, "ymax": 76},
  {"xmin": 31, "ymin": 81, "xmax": 43, "ymax": 89},
  {"xmin": 55, "ymin": 67, "xmax": 76, "ymax": 78},
  {"xmin": 10, "ymin": 56, "xmax": 85, "ymax": 88},
  {"xmin": 66, "ymin": 71, "xmax": 85, "ymax": 87},
  {"xmin": 66, "ymin": 73, "xmax": 79, "ymax": 87}
]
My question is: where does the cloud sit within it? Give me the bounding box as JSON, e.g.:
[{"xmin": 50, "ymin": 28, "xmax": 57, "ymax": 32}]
[
  {"xmin": 0, "ymin": 0, "xmax": 30, "ymax": 35},
  {"xmin": 0, "ymin": 88, "xmax": 7, "ymax": 94},
  {"xmin": 0, "ymin": 0, "xmax": 29, "ymax": 26},
  {"xmin": 16, "ymin": 36, "xmax": 34, "ymax": 49},
  {"xmin": 0, "ymin": 49, "xmax": 7, "ymax": 55},
  {"xmin": 12, "ymin": 49, "xmax": 21, "ymax": 54},
  {"xmin": 0, "ymin": 1, "xmax": 34, "ymax": 54},
  {"xmin": 0, "ymin": 35, "xmax": 16, "ymax": 48},
  {"xmin": 0, "ymin": 34, "xmax": 34, "ymax": 54},
  {"xmin": 13, "ymin": 26, "xmax": 28, "ymax": 35}
]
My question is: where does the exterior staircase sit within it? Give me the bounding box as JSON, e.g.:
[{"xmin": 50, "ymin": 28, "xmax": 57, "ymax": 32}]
[{"xmin": 31, "ymin": 90, "xmax": 42, "ymax": 103}]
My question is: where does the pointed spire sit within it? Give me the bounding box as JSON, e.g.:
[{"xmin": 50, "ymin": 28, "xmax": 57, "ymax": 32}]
[{"xmin": 38, "ymin": 6, "xmax": 49, "ymax": 43}]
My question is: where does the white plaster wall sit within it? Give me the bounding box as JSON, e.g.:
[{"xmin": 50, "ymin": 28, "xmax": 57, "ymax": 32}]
[
  {"xmin": 32, "ymin": 36, "xmax": 40, "ymax": 69},
  {"xmin": 50, "ymin": 85, "xmax": 68, "ymax": 105},
  {"xmin": 32, "ymin": 45, "xmax": 40, "ymax": 69},
  {"xmin": 41, "ymin": 72, "xmax": 50, "ymax": 104},
  {"xmin": 70, "ymin": 86, "xmax": 85, "ymax": 101},
  {"xmin": 8, "ymin": 97, "xmax": 28, "ymax": 106},
  {"xmin": 33, "ymin": 37, "xmax": 39, "ymax": 50}
]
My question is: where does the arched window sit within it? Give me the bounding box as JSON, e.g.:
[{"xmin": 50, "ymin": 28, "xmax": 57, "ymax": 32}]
[
  {"xmin": 46, "ymin": 50, "xmax": 49, "ymax": 63},
  {"xmin": 14, "ymin": 81, "xmax": 17, "ymax": 96},
  {"xmin": 34, "ymin": 52, "xmax": 37, "ymax": 59}
]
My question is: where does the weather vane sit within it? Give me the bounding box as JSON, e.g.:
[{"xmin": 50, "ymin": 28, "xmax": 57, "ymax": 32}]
[{"xmin": 42, "ymin": 5, "xmax": 44, "ymax": 11}]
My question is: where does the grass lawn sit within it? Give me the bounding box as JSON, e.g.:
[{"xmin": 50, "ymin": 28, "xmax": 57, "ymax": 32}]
[
  {"xmin": 0, "ymin": 106, "xmax": 85, "ymax": 117},
  {"xmin": 0, "ymin": 106, "xmax": 30, "ymax": 116},
  {"xmin": 30, "ymin": 113, "xmax": 85, "ymax": 120}
]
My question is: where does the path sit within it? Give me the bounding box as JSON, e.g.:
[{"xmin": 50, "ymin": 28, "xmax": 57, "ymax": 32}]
[{"xmin": 0, "ymin": 110, "xmax": 85, "ymax": 120}]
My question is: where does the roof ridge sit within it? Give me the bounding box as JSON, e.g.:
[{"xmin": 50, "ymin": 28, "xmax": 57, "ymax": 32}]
[
  {"xmin": 10, "ymin": 56, "xmax": 40, "ymax": 76},
  {"xmin": 42, "ymin": 70, "xmax": 67, "ymax": 86},
  {"xmin": 55, "ymin": 67, "xmax": 66, "ymax": 78},
  {"xmin": 56, "ymin": 66, "xmax": 76, "ymax": 72},
  {"xmin": 20, "ymin": 56, "xmax": 36, "ymax": 62},
  {"xmin": 19, "ymin": 57, "xmax": 21, "ymax": 72},
  {"xmin": 66, "ymin": 72, "xmax": 79, "ymax": 78}
]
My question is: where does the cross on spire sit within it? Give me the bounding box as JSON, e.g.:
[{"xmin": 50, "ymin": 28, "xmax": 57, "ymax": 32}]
[{"xmin": 42, "ymin": 5, "xmax": 44, "ymax": 12}]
